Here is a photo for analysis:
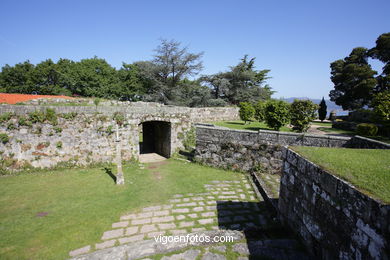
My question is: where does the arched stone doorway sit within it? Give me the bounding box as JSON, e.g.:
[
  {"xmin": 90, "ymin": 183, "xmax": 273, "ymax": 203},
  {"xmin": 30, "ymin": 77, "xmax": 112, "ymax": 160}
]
[{"xmin": 139, "ymin": 121, "xmax": 171, "ymax": 158}]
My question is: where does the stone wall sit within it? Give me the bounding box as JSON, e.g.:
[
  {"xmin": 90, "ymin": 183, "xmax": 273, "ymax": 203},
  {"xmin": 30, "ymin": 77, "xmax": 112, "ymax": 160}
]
[
  {"xmin": 194, "ymin": 126, "xmax": 352, "ymax": 174},
  {"xmin": 0, "ymin": 104, "xmax": 238, "ymax": 169},
  {"xmin": 349, "ymin": 135, "xmax": 390, "ymax": 149},
  {"xmin": 279, "ymin": 148, "xmax": 390, "ymax": 259},
  {"xmin": 0, "ymin": 104, "xmax": 239, "ymax": 123}
]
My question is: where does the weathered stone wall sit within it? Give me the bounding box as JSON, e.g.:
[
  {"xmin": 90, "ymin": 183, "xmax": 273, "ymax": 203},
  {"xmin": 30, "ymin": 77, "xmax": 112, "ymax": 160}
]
[
  {"xmin": 194, "ymin": 126, "xmax": 352, "ymax": 174},
  {"xmin": 349, "ymin": 135, "xmax": 390, "ymax": 149},
  {"xmin": 279, "ymin": 148, "xmax": 390, "ymax": 259},
  {"xmin": 0, "ymin": 104, "xmax": 238, "ymax": 169},
  {"xmin": 0, "ymin": 104, "xmax": 239, "ymax": 123}
]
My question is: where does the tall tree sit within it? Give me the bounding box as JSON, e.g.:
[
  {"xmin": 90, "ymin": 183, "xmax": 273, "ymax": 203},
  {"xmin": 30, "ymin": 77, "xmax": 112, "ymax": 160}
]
[
  {"xmin": 0, "ymin": 61, "xmax": 34, "ymax": 93},
  {"xmin": 153, "ymin": 39, "xmax": 203, "ymax": 89},
  {"xmin": 202, "ymin": 55, "xmax": 273, "ymax": 105},
  {"xmin": 329, "ymin": 47, "xmax": 377, "ymax": 110},
  {"xmin": 318, "ymin": 97, "xmax": 327, "ymax": 122},
  {"xmin": 369, "ymin": 32, "xmax": 390, "ymax": 92}
]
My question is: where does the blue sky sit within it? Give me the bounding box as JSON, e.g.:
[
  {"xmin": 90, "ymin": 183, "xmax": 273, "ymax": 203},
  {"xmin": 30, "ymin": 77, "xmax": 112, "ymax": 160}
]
[{"xmin": 0, "ymin": 0, "xmax": 389, "ymax": 99}]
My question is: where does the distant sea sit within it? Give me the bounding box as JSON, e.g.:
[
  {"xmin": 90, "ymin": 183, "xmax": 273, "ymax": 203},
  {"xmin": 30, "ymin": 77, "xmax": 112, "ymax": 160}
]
[{"xmin": 283, "ymin": 97, "xmax": 348, "ymax": 116}]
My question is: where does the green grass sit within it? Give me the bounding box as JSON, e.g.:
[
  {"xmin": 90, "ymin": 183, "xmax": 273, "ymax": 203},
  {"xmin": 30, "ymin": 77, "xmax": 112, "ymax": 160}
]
[
  {"xmin": 213, "ymin": 120, "xmax": 293, "ymax": 132},
  {"xmin": 316, "ymin": 127, "xmax": 355, "ymax": 136},
  {"xmin": 0, "ymin": 160, "xmax": 243, "ymax": 260},
  {"xmin": 311, "ymin": 121, "xmax": 332, "ymax": 127},
  {"xmin": 291, "ymin": 146, "xmax": 390, "ymax": 204}
]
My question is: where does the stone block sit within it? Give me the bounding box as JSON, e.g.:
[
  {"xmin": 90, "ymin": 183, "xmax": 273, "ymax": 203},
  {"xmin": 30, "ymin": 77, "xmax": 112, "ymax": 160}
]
[{"xmin": 101, "ymin": 228, "xmax": 124, "ymax": 240}]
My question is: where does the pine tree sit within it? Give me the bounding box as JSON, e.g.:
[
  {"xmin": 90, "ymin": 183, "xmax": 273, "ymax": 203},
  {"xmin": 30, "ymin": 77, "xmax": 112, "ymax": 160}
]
[{"xmin": 318, "ymin": 97, "xmax": 327, "ymax": 122}]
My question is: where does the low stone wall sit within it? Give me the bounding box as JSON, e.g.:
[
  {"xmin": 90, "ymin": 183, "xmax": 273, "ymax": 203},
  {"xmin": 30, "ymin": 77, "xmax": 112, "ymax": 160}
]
[
  {"xmin": 349, "ymin": 135, "xmax": 390, "ymax": 149},
  {"xmin": 279, "ymin": 148, "xmax": 389, "ymax": 259},
  {"xmin": 195, "ymin": 126, "xmax": 351, "ymax": 174},
  {"xmin": 0, "ymin": 104, "xmax": 239, "ymax": 123}
]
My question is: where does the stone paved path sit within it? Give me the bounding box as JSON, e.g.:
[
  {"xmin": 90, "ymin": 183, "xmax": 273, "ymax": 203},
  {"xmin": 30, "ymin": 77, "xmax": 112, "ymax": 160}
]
[
  {"xmin": 139, "ymin": 153, "xmax": 167, "ymax": 163},
  {"xmin": 69, "ymin": 174, "xmax": 311, "ymax": 259}
]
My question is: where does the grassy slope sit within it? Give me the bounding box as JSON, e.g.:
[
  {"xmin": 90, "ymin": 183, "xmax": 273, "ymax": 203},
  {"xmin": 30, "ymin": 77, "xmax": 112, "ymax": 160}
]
[
  {"xmin": 291, "ymin": 146, "xmax": 390, "ymax": 204},
  {"xmin": 0, "ymin": 160, "xmax": 243, "ymax": 260},
  {"xmin": 213, "ymin": 120, "xmax": 292, "ymax": 132}
]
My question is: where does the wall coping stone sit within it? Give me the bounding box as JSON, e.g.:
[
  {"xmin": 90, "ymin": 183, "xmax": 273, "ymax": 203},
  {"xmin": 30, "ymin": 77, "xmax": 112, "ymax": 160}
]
[
  {"xmin": 353, "ymin": 135, "xmax": 390, "ymax": 149},
  {"xmin": 196, "ymin": 125, "xmax": 352, "ymax": 141}
]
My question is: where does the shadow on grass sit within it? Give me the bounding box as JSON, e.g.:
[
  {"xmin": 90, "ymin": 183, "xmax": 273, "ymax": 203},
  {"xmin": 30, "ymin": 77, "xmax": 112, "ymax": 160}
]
[
  {"xmin": 225, "ymin": 121, "xmax": 246, "ymax": 125},
  {"xmin": 103, "ymin": 167, "xmax": 116, "ymax": 183}
]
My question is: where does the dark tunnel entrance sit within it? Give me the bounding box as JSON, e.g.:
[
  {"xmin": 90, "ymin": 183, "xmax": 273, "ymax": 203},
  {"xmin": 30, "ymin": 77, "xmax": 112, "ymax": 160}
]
[{"xmin": 139, "ymin": 121, "xmax": 171, "ymax": 158}]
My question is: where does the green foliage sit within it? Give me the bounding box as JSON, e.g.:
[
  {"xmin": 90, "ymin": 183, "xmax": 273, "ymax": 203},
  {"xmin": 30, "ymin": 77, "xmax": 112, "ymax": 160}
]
[
  {"xmin": 290, "ymin": 99, "xmax": 318, "ymax": 132},
  {"xmin": 53, "ymin": 126, "xmax": 62, "ymax": 133},
  {"xmin": 371, "ymin": 91, "xmax": 390, "ymax": 125},
  {"xmin": 93, "ymin": 98, "xmax": 101, "ymax": 107},
  {"xmin": 201, "ymin": 55, "xmax": 273, "ymax": 104},
  {"xmin": 28, "ymin": 110, "xmax": 46, "ymax": 123},
  {"xmin": 318, "ymin": 97, "xmax": 327, "ymax": 122},
  {"xmin": 45, "ymin": 108, "xmax": 58, "ymax": 125},
  {"xmin": 0, "ymin": 42, "xmax": 273, "ymax": 107},
  {"xmin": 356, "ymin": 123, "xmax": 378, "ymax": 136},
  {"xmin": 60, "ymin": 112, "xmax": 78, "ymax": 120},
  {"xmin": 56, "ymin": 141, "xmax": 63, "ymax": 149},
  {"xmin": 369, "ymin": 32, "xmax": 390, "ymax": 92},
  {"xmin": 0, "ymin": 133, "xmax": 9, "ymax": 144},
  {"xmin": 264, "ymin": 100, "xmax": 290, "ymax": 130},
  {"xmin": 329, "ymin": 48, "xmax": 377, "ymax": 110},
  {"xmin": 28, "ymin": 109, "xmax": 58, "ymax": 125},
  {"xmin": 18, "ymin": 116, "xmax": 32, "ymax": 127},
  {"xmin": 0, "ymin": 112, "xmax": 13, "ymax": 124},
  {"xmin": 253, "ymin": 101, "xmax": 266, "ymax": 122},
  {"xmin": 106, "ymin": 125, "xmax": 114, "ymax": 135},
  {"xmin": 113, "ymin": 112, "xmax": 125, "ymax": 126},
  {"xmin": 238, "ymin": 102, "xmax": 255, "ymax": 124},
  {"xmin": 183, "ymin": 127, "xmax": 196, "ymax": 151},
  {"xmin": 7, "ymin": 123, "xmax": 16, "ymax": 130}
]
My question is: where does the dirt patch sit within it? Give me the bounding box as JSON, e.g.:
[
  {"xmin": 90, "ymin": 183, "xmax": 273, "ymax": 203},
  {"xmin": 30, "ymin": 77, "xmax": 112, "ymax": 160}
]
[
  {"xmin": 147, "ymin": 160, "xmax": 169, "ymax": 169},
  {"xmin": 36, "ymin": 212, "xmax": 49, "ymax": 217},
  {"xmin": 152, "ymin": 171, "xmax": 162, "ymax": 180}
]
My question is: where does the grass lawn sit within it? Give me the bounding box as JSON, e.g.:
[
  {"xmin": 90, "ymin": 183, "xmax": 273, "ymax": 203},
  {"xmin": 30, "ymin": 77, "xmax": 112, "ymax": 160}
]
[
  {"xmin": 316, "ymin": 126, "xmax": 355, "ymax": 136},
  {"xmin": 212, "ymin": 120, "xmax": 293, "ymax": 132},
  {"xmin": 0, "ymin": 160, "xmax": 244, "ymax": 260},
  {"xmin": 311, "ymin": 121, "xmax": 333, "ymax": 127},
  {"xmin": 291, "ymin": 146, "xmax": 390, "ymax": 204}
]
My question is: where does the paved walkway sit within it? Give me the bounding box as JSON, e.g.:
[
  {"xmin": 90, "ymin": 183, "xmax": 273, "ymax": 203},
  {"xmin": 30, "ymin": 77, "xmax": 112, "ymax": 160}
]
[
  {"xmin": 69, "ymin": 174, "xmax": 311, "ymax": 259},
  {"xmin": 139, "ymin": 153, "xmax": 167, "ymax": 163}
]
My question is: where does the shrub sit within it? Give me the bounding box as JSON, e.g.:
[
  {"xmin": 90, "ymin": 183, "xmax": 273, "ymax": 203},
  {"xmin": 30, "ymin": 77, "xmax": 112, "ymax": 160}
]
[
  {"xmin": 238, "ymin": 102, "xmax": 255, "ymax": 124},
  {"xmin": 53, "ymin": 127, "xmax": 62, "ymax": 133},
  {"xmin": 371, "ymin": 91, "xmax": 390, "ymax": 125},
  {"xmin": 94, "ymin": 98, "xmax": 101, "ymax": 108},
  {"xmin": 106, "ymin": 125, "xmax": 114, "ymax": 135},
  {"xmin": 290, "ymin": 99, "xmax": 318, "ymax": 132},
  {"xmin": 0, "ymin": 112, "xmax": 13, "ymax": 124},
  {"xmin": 318, "ymin": 97, "xmax": 327, "ymax": 122},
  {"xmin": 28, "ymin": 109, "xmax": 58, "ymax": 125},
  {"xmin": 183, "ymin": 127, "xmax": 196, "ymax": 151},
  {"xmin": 56, "ymin": 141, "xmax": 63, "ymax": 149},
  {"xmin": 356, "ymin": 123, "xmax": 378, "ymax": 136},
  {"xmin": 61, "ymin": 112, "xmax": 78, "ymax": 120},
  {"xmin": 113, "ymin": 112, "xmax": 125, "ymax": 126},
  {"xmin": 0, "ymin": 133, "xmax": 9, "ymax": 144},
  {"xmin": 45, "ymin": 108, "xmax": 58, "ymax": 125},
  {"xmin": 28, "ymin": 110, "xmax": 46, "ymax": 123},
  {"xmin": 18, "ymin": 116, "xmax": 32, "ymax": 127},
  {"xmin": 253, "ymin": 101, "xmax": 265, "ymax": 122},
  {"xmin": 264, "ymin": 100, "xmax": 290, "ymax": 130},
  {"xmin": 7, "ymin": 123, "xmax": 16, "ymax": 130}
]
